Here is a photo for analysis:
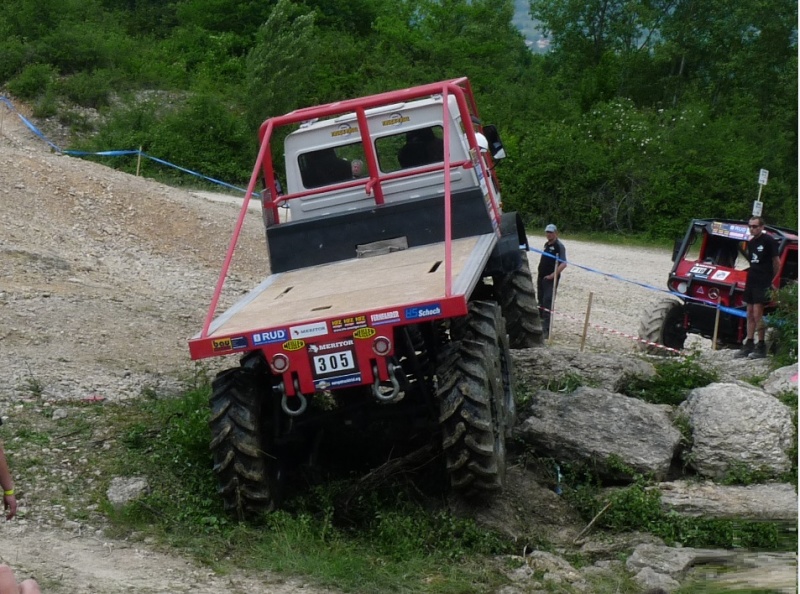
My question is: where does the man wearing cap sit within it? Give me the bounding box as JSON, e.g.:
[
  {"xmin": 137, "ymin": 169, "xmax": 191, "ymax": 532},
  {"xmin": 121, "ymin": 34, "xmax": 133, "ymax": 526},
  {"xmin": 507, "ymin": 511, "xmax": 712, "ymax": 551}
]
[{"xmin": 538, "ymin": 224, "xmax": 567, "ymax": 339}]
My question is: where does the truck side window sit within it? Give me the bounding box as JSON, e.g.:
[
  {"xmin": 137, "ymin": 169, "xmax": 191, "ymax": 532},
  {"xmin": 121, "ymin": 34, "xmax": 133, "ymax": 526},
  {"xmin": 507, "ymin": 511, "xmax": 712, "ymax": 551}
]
[
  {"xmin": 299, "ymin": 148, "xmax": 352, "ymax": 188},
  {"xmin": 373, "ymin": 126, "xmax": 444, "ymax": 172},
  {"xmin": 397, "ymin": 126, "xmax": 444, "ymax": 169}
]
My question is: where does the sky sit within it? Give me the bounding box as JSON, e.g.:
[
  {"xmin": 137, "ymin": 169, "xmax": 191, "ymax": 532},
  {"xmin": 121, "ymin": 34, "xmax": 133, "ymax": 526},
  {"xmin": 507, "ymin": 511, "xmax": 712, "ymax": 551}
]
[{"xmin": 512, "ymin": 0, "xmax": 550, "ymax": 51}]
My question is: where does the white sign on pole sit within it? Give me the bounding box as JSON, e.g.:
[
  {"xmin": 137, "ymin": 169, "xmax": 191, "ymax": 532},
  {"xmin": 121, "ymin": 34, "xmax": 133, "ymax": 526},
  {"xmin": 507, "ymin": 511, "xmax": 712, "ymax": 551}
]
[
  {"xmin": 758, "ymin": 169, "xmax": 769, "ymax": 185},
  {"xmin": 752, "ymin": 200, "xmax": 763, "ymax": 217}
]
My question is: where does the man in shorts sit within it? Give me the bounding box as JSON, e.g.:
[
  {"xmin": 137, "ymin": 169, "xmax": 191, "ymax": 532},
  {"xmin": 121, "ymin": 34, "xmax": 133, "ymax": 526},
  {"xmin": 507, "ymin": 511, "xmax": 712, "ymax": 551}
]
[{"xmin": 735, "ymin": 216, "xmax": 781, "ymax": 359}]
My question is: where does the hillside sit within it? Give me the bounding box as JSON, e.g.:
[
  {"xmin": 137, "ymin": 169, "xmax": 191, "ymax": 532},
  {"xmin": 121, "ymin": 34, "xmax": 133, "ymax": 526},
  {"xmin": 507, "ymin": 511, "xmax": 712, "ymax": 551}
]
[{"xmin": 0, "ymin": 98, "xmax": 784, "ymax": 592}]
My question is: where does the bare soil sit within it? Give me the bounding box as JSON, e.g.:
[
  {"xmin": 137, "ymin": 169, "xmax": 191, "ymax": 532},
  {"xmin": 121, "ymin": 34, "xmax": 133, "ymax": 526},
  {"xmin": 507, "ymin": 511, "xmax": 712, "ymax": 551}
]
[{"xmin": 0, "ymin": 98, "xmax": 770, "ymax": 592}]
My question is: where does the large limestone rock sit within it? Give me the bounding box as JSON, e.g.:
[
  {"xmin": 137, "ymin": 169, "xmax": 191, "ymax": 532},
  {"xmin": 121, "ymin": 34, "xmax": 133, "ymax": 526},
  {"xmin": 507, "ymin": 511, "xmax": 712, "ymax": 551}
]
[
  {"xmin": 679, "ymin": 382, "xmax": 795, "ymax": 479},
  {"xmin": 518, "ymin": 387, "xmax": 680, "ymax": 480},
  {"xmin": 511, "ymin": 347, "xmax": 656, "ymax": 393},
  {"xmin": 658, "ymin": 480, "xmax": 797, "ymax": 521}
]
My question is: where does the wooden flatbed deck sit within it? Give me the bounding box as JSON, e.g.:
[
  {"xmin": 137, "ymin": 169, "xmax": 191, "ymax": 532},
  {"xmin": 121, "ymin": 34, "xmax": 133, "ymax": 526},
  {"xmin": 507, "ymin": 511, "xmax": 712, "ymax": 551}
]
[{"xmin": 202, "ymin": 233, "xmax": 496, "ymax": 340}]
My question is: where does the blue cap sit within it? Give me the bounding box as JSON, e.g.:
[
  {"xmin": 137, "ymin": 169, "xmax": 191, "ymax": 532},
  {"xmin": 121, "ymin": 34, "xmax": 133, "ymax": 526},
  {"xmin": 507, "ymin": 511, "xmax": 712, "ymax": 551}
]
[{"xmin": 545, "ymin": 224, "xmax": 557, "ymax": 233}]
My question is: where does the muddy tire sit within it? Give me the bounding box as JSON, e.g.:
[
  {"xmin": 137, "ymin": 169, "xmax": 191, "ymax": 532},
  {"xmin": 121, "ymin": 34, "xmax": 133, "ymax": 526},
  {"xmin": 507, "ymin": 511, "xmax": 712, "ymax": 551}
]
[
  {"xmin": 438, "ymin": 301, "xmax": 507, "ymax": 493},
  {"xmin": 494, "ymin": 257, "xmax": 544, "ymax": 348},
  {"xmin": 209, "ymin": 368, "xmax": 279, "ymax": 519},
  {"xmin": 638, "ymin": 297, "xmax": 687, "ymax": 355}
]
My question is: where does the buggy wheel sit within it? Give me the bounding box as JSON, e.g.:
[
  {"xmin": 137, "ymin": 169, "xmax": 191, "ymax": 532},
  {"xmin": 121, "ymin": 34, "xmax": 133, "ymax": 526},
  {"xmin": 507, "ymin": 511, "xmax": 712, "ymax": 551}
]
[
  {"xmin": 638, "ymin": 297, "xmax": 687, "ymax": 355},
  {"xmin": 209, "ymin": 367, "xmax": 281, "ymax": 519},
  {"xmin": 438, "ymin": 301, "xmax": 507, "ymax": 493},
  {"xmin": 493, "ymin": 256, "xmax": 544, "ymax": 348}
]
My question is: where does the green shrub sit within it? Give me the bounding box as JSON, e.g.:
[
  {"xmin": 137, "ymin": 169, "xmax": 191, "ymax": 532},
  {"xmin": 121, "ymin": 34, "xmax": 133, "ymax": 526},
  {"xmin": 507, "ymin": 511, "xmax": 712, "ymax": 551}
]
[
  {"xmin": 768, "ymin": 283, "xmax": 798, "ymax": 367},
  {"xmin": 59, "ymin": 70, "xmax": 115, "ymax": 108},
  {"xmin": 6, "ymin": 63, "xmax": 57, "ymax": 100}
]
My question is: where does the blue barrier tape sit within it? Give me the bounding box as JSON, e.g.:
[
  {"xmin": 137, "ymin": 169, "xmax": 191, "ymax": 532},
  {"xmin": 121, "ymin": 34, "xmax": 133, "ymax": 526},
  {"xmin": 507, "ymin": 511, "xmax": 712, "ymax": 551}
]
[
  {"xmin": 2, "ymin": 95, "xmax": 257, "ymax": 197},
  {"xmin": 528, "ymin": 246, "xmax": 748, "ymax": 319}
]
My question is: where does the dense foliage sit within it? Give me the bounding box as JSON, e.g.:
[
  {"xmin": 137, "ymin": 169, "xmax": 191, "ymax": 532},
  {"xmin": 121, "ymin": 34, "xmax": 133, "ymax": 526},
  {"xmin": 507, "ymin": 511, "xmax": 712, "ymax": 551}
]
[{"xmin": 1, "ymin": 0, "xmax": 796, "ymax": 236}]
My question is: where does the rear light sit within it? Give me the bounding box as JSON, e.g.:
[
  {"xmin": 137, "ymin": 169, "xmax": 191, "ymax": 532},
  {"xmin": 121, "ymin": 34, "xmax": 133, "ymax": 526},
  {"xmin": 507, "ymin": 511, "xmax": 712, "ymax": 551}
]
[
  {"xmin": 271, "ymin": 353, "xmax": 289, "ymax": 373},
  {"xmin": 676, "ymin": 282, "xmax": 688, "ymax": 294},
  {"xmin": 373, "ymin": 336, "xmax": 392, "ymax": 355}
]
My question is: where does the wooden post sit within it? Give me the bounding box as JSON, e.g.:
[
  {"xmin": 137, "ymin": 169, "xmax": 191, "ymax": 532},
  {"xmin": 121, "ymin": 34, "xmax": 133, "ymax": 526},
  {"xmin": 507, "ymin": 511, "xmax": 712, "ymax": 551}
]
[
  {"xmin": 712, "ymin": 297, "xmax": 722, "ymax": 350},
  {"xmin": 549, "ymin": 273, "xmax": 558, "ymax": 343},
  {"xmin": 136, "ymin": 146, "xmax": 143, "ymax": 176},
  {"xmin": 580, "ymin": 291, "xmax": 594, "ymax": 352}
]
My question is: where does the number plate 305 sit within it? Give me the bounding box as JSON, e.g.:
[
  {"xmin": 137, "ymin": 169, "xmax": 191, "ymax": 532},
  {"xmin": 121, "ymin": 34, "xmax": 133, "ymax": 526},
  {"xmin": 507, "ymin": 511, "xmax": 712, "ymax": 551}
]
[{"xmin": 312, "ymin": 350, "xmax": 356, "ymax": 377}]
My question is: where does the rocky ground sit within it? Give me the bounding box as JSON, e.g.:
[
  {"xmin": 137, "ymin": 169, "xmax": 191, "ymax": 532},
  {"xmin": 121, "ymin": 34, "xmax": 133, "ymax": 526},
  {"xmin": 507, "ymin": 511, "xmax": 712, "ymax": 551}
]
[{"xmin": 0, "ymin": 98, "xmax": 794, "ymax": 592}]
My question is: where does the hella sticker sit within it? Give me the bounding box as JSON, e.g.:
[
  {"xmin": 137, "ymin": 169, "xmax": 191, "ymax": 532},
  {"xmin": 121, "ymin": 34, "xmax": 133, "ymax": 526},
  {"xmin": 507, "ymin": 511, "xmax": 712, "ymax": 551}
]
[
  {"xmin": 282, "ymin": 339, "xmax": 305, "ymax": 352},
  {"xmin": 331, "ymin": 315, "xmax": 367, "ymax": 333},
  {"xmin": 405, "ymin": 304, "xmax": 442, "ymax": 320},
  {"xmin": 253, "ymin": 329, "xmax": 288, "ymax": 346},
  {"xmin": 290, "ymin": 321, "xmax": 328, "ymax": 339}
]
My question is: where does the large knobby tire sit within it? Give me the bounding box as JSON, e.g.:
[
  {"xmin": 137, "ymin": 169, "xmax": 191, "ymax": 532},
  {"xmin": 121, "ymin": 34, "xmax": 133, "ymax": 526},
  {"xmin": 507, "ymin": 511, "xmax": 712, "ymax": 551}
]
[
  {"xmin": 439, "ymin": 301, "xmax": 507, "ymax": 493},
  {"xmin": 494, "ymin": 256, "xmax": 544, "ymax": 348},
  {"xmin": 638, "ymin": 297, "xmax": 688, "ymax": 355},
  {"xmin": 209, "ymin": 367, "xmax": 278, "ymax": 519},
  {"xmin": 451, "ymin": 301, "xmax": 515, "ymax": 436}
]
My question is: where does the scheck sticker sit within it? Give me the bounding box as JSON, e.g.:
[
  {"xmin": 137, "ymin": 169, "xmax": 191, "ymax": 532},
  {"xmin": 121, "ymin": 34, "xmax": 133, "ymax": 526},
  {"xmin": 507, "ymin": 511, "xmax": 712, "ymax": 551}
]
[{"xmin": 282, "ymin": 339, "xmax": 306, "ymax": 351}]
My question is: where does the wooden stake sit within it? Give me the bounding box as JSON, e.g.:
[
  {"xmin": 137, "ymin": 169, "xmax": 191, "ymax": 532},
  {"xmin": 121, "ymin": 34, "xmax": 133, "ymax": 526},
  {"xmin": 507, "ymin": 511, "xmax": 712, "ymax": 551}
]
[
  {"xmin": 574, "ymin": 500, "xmax": 613, "ymax": 543},
  {"xmin": 549, "ymin": 272, "xmax": 558, "ymax": 343},
  {"xmin": 136, "ymin": 146, "xmax": 143, "ymax": 176},
  {"xmin": 580, "ymin": 291, "xmax": 594, "ymax": 352},
  {"xmin": 712, "ymin": 296, "xmax": 722, "ymax": 350}
]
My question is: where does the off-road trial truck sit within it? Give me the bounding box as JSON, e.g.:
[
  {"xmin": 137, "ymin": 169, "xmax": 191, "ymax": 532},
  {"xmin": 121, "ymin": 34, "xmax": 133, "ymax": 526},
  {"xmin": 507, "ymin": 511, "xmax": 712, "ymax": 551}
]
[
  {"xmin": 638, "ymin": 218, "xmax": 798, "ymax": 353},
  {"xmin": 189, "ymin": 78, "xmax": 543, "ymax": 518}
]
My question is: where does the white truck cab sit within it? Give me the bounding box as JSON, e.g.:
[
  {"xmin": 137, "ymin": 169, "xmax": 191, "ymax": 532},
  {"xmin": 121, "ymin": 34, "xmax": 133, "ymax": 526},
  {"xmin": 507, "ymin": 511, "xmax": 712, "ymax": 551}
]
[{"xmin": 282, "ymin": 94, "xmax": 500, "ymax": 221}]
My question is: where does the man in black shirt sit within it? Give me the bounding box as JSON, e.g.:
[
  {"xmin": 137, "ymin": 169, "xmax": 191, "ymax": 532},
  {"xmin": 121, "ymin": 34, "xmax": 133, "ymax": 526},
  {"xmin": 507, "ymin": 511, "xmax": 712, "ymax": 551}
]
[
  {"xmin": 735, "ymin": 216, "xmax": 780, "ymax": 359},
  {"xmin": 538, "ymin": 224, "xmax": 567, "ymax": 339}
]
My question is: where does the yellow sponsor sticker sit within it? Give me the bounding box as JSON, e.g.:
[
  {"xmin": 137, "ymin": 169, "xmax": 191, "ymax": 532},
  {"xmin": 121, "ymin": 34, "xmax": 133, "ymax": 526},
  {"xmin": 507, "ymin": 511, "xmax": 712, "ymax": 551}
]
[
  {"xmin": 212, "ymin": 338, "xmax": 232, "ymax": 351},
  {"xmin": 353, "ymin": 327, "xmax": 376, "ymax": 339},
  {"xmin": 282, "ymin": 339, "xmax": 306, "ymax": 351}
]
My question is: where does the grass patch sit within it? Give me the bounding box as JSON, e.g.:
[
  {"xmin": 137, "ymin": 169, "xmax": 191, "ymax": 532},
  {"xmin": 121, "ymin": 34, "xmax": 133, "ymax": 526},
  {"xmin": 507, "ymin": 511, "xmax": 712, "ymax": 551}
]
[
  {"xmin": 560, "ymin": 465, "xmax": 786, "ymax": 551},
  {"xmin": 621, "ymin": 354, "xmax": 718, "ymax": 406},
  {"xmin": 92, "ymin": 386, "xmax": 519, "ymax": 593}
]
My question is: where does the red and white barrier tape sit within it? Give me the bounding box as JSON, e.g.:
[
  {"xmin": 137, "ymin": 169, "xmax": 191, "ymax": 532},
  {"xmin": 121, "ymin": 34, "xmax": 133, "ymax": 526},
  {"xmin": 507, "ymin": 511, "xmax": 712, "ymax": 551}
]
[{"xmin": 541, "ymin": 306, "xmax": 683, "ymax": 355}]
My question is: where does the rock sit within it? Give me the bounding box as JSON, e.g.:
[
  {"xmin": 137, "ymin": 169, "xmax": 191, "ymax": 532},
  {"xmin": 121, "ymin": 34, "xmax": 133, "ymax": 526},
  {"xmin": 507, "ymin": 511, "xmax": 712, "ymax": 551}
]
[
  {"xmin": 763, "ymin": 364, "xmax": 799, "ymax": 397},
  {"xmin": 518, "ymin": 387, "xmax": 681, "ymax": 480},
  {"xmin": 626, "ymin": 543, "xmax": 735, "ymax": 579},
  {"xmin": 658, "ymin": 480, "xmax": 797, "ymax": 521},
  {"xmin": 632, "ymin": 566, "xmax": 680, "ymax": 592},
  {"xmin": 106, "ymin": 476, "xmax": 149, "ymax": 509},
  {"xmin": 511, "ymin": 347, "xmax": 657, "ymax": 392},
  {"xmin": 679, "ymin": 382, "xmax": 795, "ymax": 479}
]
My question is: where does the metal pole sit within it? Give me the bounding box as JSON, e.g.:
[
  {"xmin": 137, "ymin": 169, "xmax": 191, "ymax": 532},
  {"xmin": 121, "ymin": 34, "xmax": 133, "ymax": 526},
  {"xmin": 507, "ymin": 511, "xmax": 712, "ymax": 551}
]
[{"xmin": 580, "ymin": 292, "xmax": 594, "ymax": 352}]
